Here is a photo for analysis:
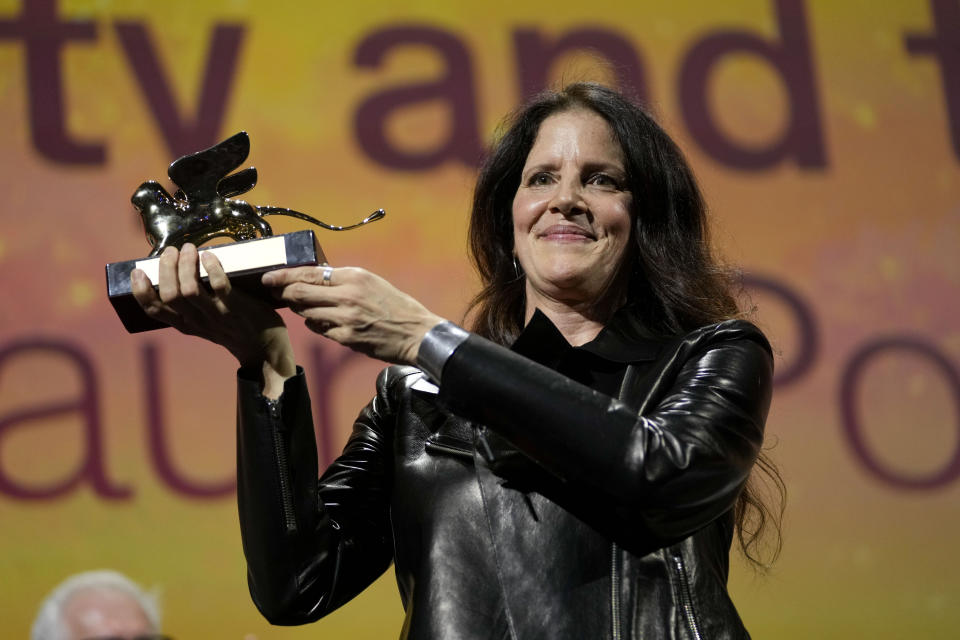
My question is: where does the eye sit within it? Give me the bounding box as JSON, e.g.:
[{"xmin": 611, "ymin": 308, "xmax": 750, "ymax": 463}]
[
  {"xmin": 587, "ymin": 173, "xmax": 622, "ymax": 190},
  {"xmin": 526, "ymin": 172, "xmax": 555, "ymax": 186}
]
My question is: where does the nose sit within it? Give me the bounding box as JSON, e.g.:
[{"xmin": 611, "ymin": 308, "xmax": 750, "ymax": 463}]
[{"xmin": 548, "ymin": 177, "xmax": 586, "ymax": 217}]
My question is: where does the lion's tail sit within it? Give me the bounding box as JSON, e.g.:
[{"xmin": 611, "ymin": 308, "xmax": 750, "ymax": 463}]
[{"xmin": 257, "ymin": 207, "xmax": 385, "ymax": 231}]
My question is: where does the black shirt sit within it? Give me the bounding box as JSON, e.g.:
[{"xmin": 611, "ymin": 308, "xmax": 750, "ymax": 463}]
[{"xmin": 510, "ymin": 307, "xmax": 660, "ymax": 398}]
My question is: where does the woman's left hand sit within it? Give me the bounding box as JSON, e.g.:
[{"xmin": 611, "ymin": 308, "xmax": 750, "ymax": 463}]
[{"xmin": 262, "ymin": 266, "xmax": 445, "ymax": 365}]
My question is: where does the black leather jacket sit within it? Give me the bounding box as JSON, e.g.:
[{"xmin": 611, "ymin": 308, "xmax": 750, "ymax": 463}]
[{"xmin": 236, "ymin": 317, "xmax": 773, "ymax": 639}]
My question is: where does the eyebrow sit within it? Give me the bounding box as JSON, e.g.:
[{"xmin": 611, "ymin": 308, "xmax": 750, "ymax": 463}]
[
  {"xmin": 580, "ymin": 161, "xmax": 626, "ymax": 176},
  {"xmin": 520, "ymin": 162, "xmax": 557, "ymax": 174},
  {"xmin": 521, "ymin": 160, "xmax": 626, "ymax": 176}
]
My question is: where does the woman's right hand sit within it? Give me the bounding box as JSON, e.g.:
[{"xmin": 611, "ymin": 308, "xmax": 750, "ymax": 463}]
[{"xmin": 130, "ymin": 243, "xmax": 296, "ymax": 397}]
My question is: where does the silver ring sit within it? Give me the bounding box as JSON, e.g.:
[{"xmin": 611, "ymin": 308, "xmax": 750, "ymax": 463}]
[{"xmin": 321, "ymin": 266, "xmax": 333, "ymax": 286}]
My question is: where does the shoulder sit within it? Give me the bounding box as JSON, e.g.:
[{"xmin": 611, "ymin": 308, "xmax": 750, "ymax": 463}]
[
  {"xmin": 605, "ymin": 306, "xmax": 769, "ymax": 366},
  {"xmin": 618, "ymin": 317, "xmax": 771, "ymax": 367},
  {"xmin": 625, "ymin": 319, "xmax": 774, "ymax": 417},
  {"xmin": 680, "ymin": 319, "xmax": 772, "ymax": 355},
  {"xmin": 638, "ymin": 320, "xmax": 773, "ymax": 393},
  {"xmin": 666, "ymin": 320, "xmax": 775, "ymax": 394}
]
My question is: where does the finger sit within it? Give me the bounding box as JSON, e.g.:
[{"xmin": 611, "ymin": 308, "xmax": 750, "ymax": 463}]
[
  {"xmin": 264, "ymin": 265, "xmax": 345, "ymax": 288},
  {"xmin": 130, "ymin": 268, "xmax": 180, "ymax": 326},
  {"xmin": 293, "ymin": 299, "xmax": 340, "ymax": 322},
  {"xmin": 178, "ymin": 243, "xmax": 208, "ymax": 301},
  {"xmin": 130, "ymin": 267, "xmax": 158, "ymax": 305},
  {"xmin": 276, "ymin": 281, "xmax": 343, "ymax": 310},
  {"xmin": 157, "ymin": 246, "xmax": 181, "ymax": 303},
  {"xmin": 304, "ymin": 313, "xmax": 344, "ymax": 339},
  {"xmin": 158, "ymin": 245, "xmax": 218, "ymax": 331},
  {"xmin": 304, "ymin": 316, "xmax": 331, "ymax": 334},
  {"xmin": 272, "ymin": 266, "xmax": 362, "ymax": 308},
  {"xmin": 296, "ymin": 302, "xmax": 357, "ymax": 337},
  {"xmin": 201, "ymin": 250, "xmax": 232, "ymax": 298}
]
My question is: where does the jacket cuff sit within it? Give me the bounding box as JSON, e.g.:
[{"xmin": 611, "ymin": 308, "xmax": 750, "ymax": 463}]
[{"xmin": 416, "ymin": 321, "xmax": 470, "ymax": 383}]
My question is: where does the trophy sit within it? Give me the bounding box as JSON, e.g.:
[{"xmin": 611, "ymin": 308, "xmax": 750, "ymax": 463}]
[{"xmin": 105, "ymin": 131, "xmax": 384, "ymax": 333}]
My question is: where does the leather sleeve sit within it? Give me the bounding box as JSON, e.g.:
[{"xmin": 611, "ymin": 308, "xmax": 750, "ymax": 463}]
[
  {"xmin": 236, "ymin": 366, "xmax": 402, "ymax": 625},
  {"xmin": 439, "ymin": 320, "xmax": 773, "ymax": 541}
]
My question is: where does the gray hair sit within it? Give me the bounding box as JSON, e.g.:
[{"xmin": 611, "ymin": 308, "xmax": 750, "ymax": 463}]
[{"xmin": 31, "ymin": 570, "xmax": 161, "ymax": 640}]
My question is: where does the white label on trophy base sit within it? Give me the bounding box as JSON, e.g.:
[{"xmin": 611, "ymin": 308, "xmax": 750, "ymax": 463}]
[{"xmin": 134, "ymin": 236, "xmax": 289, "ymax": 285}]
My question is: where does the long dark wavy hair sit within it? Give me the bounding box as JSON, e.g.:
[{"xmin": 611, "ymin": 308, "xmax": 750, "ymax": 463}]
[{"xmin": 466, "ymin": 82, "xmax": 785, "ymax": 568}]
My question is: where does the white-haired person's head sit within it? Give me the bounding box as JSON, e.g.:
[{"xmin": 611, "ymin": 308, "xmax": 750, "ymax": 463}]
[{"xmin": 31, "ymin": 570, "xmax": 164, "ymax": 640}]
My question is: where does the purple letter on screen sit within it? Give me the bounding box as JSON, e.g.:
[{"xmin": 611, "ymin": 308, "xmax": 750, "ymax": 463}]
[
  {"xmin": 0, "ymin": 340, "xmax": 131, "ymax": 500},
  {"xmin": 353, "ymin": 25, "xmax": 482, "ymax": 170},
  {"xmin": 678, "ymin": 0, "xmax": 826, "ymax": 170},
  {"xmin": 0, "ymin": 0, "xmax": 105, "ymax": 164}
]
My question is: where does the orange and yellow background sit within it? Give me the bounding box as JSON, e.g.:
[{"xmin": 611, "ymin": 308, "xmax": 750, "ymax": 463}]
[{"xmin": 1, "ymin": 0, "xmax": 958, "ymax": 637}]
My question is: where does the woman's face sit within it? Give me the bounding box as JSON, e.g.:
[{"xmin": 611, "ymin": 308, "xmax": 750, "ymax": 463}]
[{"xmin": 512, "ymin": 109, "xmax": 633, "ymax": 311}]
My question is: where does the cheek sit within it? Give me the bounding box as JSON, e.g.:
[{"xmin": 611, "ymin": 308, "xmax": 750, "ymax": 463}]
[
  {"xmin": 602, "ymin": 198, "xmax": 633, "ymax": 233},
  {"xmin": 511, "ymin": 191, "xmax": 538, "ymax": 234},
  {"xmin": 604, "ymin": 206, "xmax": 634, "ymax": 263},
  {"xmin": 511, "ymin": 193, "xmax": 546, "ymax": 263}
]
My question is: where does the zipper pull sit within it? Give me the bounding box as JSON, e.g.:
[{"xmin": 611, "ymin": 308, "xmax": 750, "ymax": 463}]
[
  {"xmin": 476, "ymin": 425, "xmax": 497, "ymax": 463},
  {"xmin": 264, "ymin": 396, "xmax": 282, "ymax": 420}
]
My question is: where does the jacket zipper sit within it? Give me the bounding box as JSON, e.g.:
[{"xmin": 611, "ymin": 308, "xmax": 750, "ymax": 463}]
[
  {"xmin": 672, "ymin": 553, "xmax": 702, "ymax": 640},
  {"xmin": 424, "ymin": 439, "xmax": 474, "ymax": 460},
  {"xmin": 610, "ymin": 542, "xmax": 621, "ymax": 640},
  {"xmin": 266, "ymin": 397, "xmax": 297, "ymax": 533},
  {"xmin": 610, "ymin": 366, "xmax": 633, "ymax": 640}
]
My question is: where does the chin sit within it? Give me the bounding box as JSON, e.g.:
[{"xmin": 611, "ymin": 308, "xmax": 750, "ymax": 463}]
[
  {"xmin": 534, "ymin": 272, "xmax": 598, "ymax": 299},
  {"xmin": 537, "ymin": 259, "xmax": 624, "ymax": 297}
]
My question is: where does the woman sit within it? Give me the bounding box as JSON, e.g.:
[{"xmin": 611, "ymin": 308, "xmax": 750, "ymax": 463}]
[{"xmin": 132, "ymin": 82, "xmax": 782, "ymax": 639}]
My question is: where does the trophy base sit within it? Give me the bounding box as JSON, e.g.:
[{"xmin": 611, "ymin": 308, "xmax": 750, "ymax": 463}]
[{"xmin": 105, "ymin": 230, "xmax": 327, "ymax": 333}]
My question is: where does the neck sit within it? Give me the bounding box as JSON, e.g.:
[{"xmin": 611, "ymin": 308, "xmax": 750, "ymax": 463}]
[{"xmin": 523, "ymin": 289, "xmax": 620, "ymax": 346}]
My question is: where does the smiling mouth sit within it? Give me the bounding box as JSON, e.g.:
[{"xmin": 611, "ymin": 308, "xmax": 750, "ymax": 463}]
[{"xmin": 538, "ymin": 224, "xmax": 596, "ymax": 241}]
